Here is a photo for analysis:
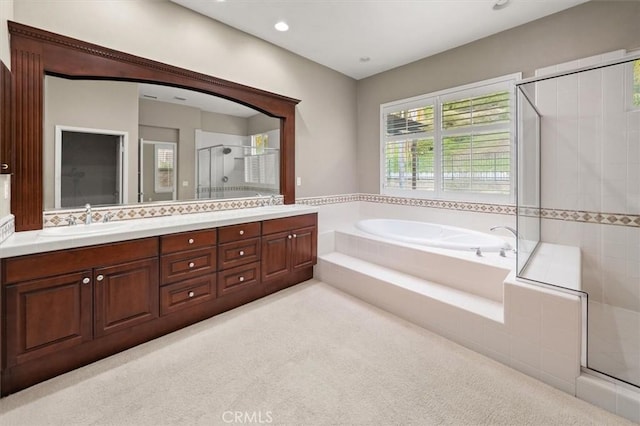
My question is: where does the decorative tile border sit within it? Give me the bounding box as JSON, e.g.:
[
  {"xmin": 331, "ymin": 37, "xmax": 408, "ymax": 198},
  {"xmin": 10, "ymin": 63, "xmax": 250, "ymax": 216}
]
[
  {"xmin": 298, "ymin": 194, "xmax": 640, "ymax": 228},
  {"xmin": 0, "ymin": 214, "xmax": 15, "ymax": 244},
  {"xmin": 43, "ymin": 196, "xmax": 282, "ymax": 228},
  {"xmin": 296, "ymin": 194, "xmax": 361, "ymax": 206},
  {"xmin": 40, "ymin": 193, "xmax": 640, "ymax": 229},
  {"xmin": 539, "ymin": 208, "xmax": 640, "ymax": 227},
  {"xmin": 358, "ymin": 194, "xmax": 517, "ymax": 215},
  {"xmin": 297, "ymin": 193, "xmax": 516, "ymax": 215}
]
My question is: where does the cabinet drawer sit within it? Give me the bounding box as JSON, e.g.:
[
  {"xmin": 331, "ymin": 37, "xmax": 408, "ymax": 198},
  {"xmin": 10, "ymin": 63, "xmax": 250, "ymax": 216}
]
[
  {"xmin": 218, "ymin": 222, "xmax": 261, "ymax": 244},
  {"xmin": 217, "ymin": 261, "xmax": 260, "ymax": 297},
  {"xmin": 161, "ymin": 247, "xmax": 217, "ymax": 285},
  {"xmin": 218, "ymin": 237, "xmax": 261, "ymax": 270},
  {"xmin": 161, "ymin": 229, "xmax": 217, "ymax": 254},
  {"xmin": 160, "ymin": 275, "xmax": 216, "ymax": 316},
  {"xmin": 262, "ymin": 213, "xmax": 317, "ymax": 235}
]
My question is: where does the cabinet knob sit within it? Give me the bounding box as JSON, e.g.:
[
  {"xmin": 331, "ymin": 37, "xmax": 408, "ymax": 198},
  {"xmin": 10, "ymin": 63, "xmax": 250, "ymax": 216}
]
[
  {"xmin": 288, "ymin": 234, "xmax": 292, "ymax": 240},
  {"xmin": 293, "ymin": 234, "xmax": 297, "ymax": 238},
  {"xmin": 188, "ymin": 262, "xmax": 195, "ymax": 268},
  {"xmin": 239, "ymin": 230, "xmax": 244, "ymax": 235},
  {"xmin": 239, "ymin": 276, "xmax": 245, "ymax": 282},
  {"xmin": 188, "ymin": 238, "xmax": 194, "ymax": 244},
  {"xmin": 188, "ymin": 291, "xmax": 195, "ymax": 298},
  {"xmin": 239, "ymin": 250, "xmax": 244, "ymax": 256},
  {"xmin": 96, "ymin": 274, "xmax": 104, "ymax": 282},
  {"xmin": 82, "ymin": 277, "xmax": 90, "ymax": 284},
  {"xmin": 1, "ymin": 163, "xmax": 8, "ymax": 170}
]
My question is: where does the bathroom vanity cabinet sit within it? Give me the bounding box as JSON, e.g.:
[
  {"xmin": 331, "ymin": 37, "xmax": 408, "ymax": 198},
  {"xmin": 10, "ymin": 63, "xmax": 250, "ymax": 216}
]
[
  {"xmin": 0, "ymin": 213, "xmax": 317, "ymax": 395},
  {"xmin": 262, "ymin": 214, "xmax": 317, "ymax": 294},
  {"xmin": 3, "ymin": 238, "xmax": 159, "ymax": 367}
]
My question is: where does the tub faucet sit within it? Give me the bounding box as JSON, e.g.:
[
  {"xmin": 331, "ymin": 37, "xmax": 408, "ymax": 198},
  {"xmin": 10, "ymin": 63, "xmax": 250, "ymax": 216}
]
[
  {"xmin": 84, "ymin": 203, "xmax": 92, "ymax": 225},
  {"xmin": 490, "ymin": 225, "xmax": 518, "ymax": 238},
  {"xmin": 490, "ymin": 226, "xmax": 518, "ymax": 253}
]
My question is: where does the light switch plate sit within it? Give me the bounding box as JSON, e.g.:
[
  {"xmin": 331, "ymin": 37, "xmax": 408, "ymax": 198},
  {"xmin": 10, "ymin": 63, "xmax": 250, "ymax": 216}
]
[{"xmin": 296, "ymin": 177, "xmax": 302, "ymax": 186}]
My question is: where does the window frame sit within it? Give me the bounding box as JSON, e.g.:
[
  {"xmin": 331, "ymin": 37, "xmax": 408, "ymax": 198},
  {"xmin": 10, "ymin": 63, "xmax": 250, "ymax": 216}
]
[
  {"xmin": 153, "ymin": 142, "xmax": 176, "ymax": 194},
  {"xmin": 626, "ymin": 51, "xmax": 640, "ymax": 112},
  {"xmin": 380, "ymin": 73, "xmax": 520, "ymax": 204}
]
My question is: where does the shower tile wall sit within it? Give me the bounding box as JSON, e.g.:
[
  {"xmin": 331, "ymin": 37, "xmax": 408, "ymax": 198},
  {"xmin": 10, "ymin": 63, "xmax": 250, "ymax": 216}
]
[
  {"xmin": 536, "ymin": 51, "xmax": 640, "ymax": 307},
  {"xmin": 534, "ymin": 51, "xmax": 640, "ymax": 386}
]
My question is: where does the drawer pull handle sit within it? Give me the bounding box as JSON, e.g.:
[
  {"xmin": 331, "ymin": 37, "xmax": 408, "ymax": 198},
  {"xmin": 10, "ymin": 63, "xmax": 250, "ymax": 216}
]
[
  {"xmin": 188, "ymin": 262, "xmax": 195, "ymax": 268},
  {"xmin": 82, "ymin": 277, "xmax": 90, "ymax": 284},
  {"xmin": 1, "ymin": 163, "xmax": 8, "ymax": 170},
  {"xmin": 288, "ymin": 234, "xmax": 292, "ymax": 240},
  {"xmin": 239, "ymin": 276, "xmax": 245, "ymax": 282},
  {"xmin": 239, "ymin": 250, "xmax": 245, "ymax": 256},
  {"xmin": 188, "ymin": 291, "xmax": 195, "ymax": 298},
  {"xmin": 239, "ymin": 230, "xmax": 244, "ymax": 235},
  {"xmin": 188, "ymin": 238, "xmax": 194, "ymax": 244},
  {"xmin": 96, "ymin": 274, "xmax": 104, "ymax": 282}
]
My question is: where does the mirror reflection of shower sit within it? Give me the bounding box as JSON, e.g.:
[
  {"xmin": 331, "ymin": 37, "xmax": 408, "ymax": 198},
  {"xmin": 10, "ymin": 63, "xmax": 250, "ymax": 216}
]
[{"xmin": 195, "ymin": 129, "xmax": 280, "ymax": 199}]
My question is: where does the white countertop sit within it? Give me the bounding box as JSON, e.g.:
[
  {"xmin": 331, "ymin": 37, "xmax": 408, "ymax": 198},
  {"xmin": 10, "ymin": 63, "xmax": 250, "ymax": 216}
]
[{"xmin": 0, "ymin": 204, "xmax": 318, "ymax": 259}]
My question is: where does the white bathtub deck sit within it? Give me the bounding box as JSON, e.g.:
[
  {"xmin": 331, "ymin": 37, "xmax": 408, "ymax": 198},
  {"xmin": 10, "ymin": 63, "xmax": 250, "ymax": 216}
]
[{"xmin": 320, "ymin": 251, "xmax": 504, "ymax": 322}]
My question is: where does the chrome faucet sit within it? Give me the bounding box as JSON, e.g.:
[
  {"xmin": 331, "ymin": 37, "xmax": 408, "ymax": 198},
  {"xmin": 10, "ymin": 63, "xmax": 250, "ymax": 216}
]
[
  {"xmin": 490, "ymin": 225, "xmax": 518, "ymax": 238},
  {"xmin": 490, "ymin": 226, "xmax": 518, "ymax": 253},
  {"xmin": 84, "ymin": 203, "xmax": 92, "ymax": 225}
]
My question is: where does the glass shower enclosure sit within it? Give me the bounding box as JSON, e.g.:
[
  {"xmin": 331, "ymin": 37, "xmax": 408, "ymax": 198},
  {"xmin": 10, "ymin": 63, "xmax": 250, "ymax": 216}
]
[
  {"xmin": 197, "ymin": 144, "xmax": 280, "ymax": 199},
  {"xmin": 515, "ymin": 54, "xmax": 640, "ymax": 389}
]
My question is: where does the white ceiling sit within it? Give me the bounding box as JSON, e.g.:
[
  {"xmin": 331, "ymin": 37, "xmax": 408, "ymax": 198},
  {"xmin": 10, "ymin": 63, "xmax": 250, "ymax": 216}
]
[
  {"xmin": 138, "ymin": 83, "xmax": 260, "ymax": 117},
  {"xmin": 171, "ymin": 0, "xmax": 589, "ymax": 80}
]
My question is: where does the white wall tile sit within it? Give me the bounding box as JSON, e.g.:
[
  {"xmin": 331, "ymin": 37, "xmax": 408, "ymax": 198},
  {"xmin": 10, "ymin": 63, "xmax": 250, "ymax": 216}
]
[{"xmin": 541, "ymin": 349, "xmax": 580, "ymax": 384}]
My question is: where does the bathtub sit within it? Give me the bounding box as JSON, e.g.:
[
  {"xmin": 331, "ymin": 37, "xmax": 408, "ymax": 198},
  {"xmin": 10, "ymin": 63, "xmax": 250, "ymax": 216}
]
[{"xmin": 355, "ymin": 219, "xmax": 511, "ymax": 253}]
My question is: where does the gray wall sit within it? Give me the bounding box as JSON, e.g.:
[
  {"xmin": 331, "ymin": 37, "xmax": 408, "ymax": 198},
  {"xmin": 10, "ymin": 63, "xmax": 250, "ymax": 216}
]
[
  {"xmin": 14, "ymin": 0, "xmax": 358, "ymax": 198},
  {"xmin": 44, "ymin": 76, "xmax": 139, "ymax": 208},
  {"xmin": 356, "ymin": 1, "xmax": 640, "ymax": 193},
  {"xmin": 0, "ymin": 0, "xmax": 12, "ymax": 67}
]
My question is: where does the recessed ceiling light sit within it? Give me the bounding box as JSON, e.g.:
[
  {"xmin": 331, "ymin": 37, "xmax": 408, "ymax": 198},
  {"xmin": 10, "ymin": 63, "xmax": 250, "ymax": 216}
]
[
  {"xmin": 493, "ymin": 0, "xmax": 509, "ymax": 10},
  {"xmin": 359, "ymin": 57, "xmax": 371, "ymax": 63},
  {"xmin": 274, "ymin": 21, "xmax": 289, "ymax": 32}
]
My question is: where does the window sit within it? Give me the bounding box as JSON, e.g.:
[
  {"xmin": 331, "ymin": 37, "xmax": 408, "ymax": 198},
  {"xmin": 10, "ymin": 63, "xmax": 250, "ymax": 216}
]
[
  {"xmin": 381, "ymin": 75, "xmax": 518, "ymax": 202},
  {"xmin": 154, "ymin": 144, "xmax": 175, "ymax": 193}
]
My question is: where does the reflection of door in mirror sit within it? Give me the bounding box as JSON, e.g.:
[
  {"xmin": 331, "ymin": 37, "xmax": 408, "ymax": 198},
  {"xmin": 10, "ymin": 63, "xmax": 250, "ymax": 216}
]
[
  {"xmin": 55, "ymin": 126, "xmax": 126, "ymax": 208},
  {"xmin": 139, "ymin": 139, "xmax": 177, "ymax": 203}
]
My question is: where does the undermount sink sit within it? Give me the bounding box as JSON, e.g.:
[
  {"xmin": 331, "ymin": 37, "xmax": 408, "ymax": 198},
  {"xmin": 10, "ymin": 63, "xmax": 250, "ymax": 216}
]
[{"xmin": 39, "ymin": 222, "xmax": 129, "ymax": 237}]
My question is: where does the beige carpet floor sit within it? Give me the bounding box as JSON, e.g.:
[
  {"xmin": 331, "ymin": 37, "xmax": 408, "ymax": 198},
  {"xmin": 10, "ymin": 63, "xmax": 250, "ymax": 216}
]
[{"xmin": 0, "ymin": 280, "xmax": 633, "ymax": 425}]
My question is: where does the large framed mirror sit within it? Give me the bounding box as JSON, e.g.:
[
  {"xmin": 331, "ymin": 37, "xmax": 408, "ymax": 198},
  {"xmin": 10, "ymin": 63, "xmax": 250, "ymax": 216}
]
[{"xmin": 9, "ymin": 21, "xmax": 299, "ymax": 231}]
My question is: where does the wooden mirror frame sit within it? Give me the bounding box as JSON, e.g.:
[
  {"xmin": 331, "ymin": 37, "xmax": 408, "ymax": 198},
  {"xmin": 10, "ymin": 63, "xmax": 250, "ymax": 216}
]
[{"xmin": 8, "ymin": 21, "xmax": 300, "ymax": 231}]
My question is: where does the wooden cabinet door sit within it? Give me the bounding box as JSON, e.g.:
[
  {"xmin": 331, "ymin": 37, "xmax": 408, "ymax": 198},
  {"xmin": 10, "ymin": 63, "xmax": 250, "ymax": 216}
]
[
  {"xmin": 94, "ymin": 258, "xmax": 159, "ymax": 338},
  {"xmin": 291, "ymin": 225, "xmax": 317, "ymax": 272},
  {"xmin": 5, "ymin": 271, "xmax": 93, "ymax": 366},
  {"xmin": 261, "ymin": 230, "xmax": 290, "ymax": 283}
]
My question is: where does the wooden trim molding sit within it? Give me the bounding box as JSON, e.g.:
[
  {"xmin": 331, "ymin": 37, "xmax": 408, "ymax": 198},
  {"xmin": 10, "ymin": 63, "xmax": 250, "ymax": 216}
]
[
  {"xmin": 0, "ymin": 61, "xmax": 11, "ymax": 175},
  {"xmin": 8, "ymin": 21, "xmax": 300, "ymax": 231}
]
